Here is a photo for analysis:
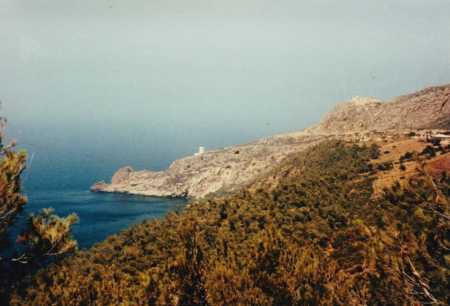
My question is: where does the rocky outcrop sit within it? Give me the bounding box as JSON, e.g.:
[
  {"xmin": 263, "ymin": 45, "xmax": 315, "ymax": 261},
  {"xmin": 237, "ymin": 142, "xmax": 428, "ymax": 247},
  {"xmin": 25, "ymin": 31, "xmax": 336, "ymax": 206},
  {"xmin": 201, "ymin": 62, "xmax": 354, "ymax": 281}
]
[
  {"xmin": 90, "ymin": 181, "xmax": 109, "ymax": 193},
  {"xmin": 91, "ymin": 83, "xmax": 450, "ymax": 198},
  {"xmin": 111, "ymin": 167, "xmax": 134, "ymax": 185},
  {"xmin": 308, "ymin": 84, "xmax": 450, "ymax": 134},
  {"xmin": 90, "ymin": 134, "xmax": 326, "ymax": 198}
]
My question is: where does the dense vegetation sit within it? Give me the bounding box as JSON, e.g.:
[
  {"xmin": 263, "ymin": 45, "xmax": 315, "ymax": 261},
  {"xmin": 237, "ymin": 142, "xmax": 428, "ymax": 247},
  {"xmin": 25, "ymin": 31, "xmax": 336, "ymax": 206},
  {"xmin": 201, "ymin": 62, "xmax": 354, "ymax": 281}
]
[
  {"xmin": 0, "ymin": 118, "xmax": 78, "ymax": 303},
  {"xmin": 0, "ymin": 127, "xmax": 27, "ymax": 238},
  {"xmin": 10, "ymin": 141, "xmax": 450, "ymax": 305}
]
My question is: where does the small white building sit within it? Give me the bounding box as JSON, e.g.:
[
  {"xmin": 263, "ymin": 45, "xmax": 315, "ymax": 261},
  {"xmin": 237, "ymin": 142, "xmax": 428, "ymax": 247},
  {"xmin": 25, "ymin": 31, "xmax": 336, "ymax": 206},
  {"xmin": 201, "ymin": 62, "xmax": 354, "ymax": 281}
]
[
  {"xmin": 194, "ymin": 146, "xmax": 206, "ymax": 156},
  {"xmin": 434, "ymin": 134, "xmax": 450, "ymax": 147},
  {"xmin": 434, "ymin": 133, "xmax": 450, "ymax": 140}
]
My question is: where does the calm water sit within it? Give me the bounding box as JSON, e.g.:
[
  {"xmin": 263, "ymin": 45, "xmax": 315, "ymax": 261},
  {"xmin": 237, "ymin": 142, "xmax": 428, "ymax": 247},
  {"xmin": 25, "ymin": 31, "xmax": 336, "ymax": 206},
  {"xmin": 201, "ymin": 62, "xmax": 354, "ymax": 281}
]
[
  {"xmin": 10, "ymin": 189, "xmax": 186, "ymax": 249},
  {"xmin": 0, "ymin": 135, "xmax": 188, "ymax": 251},
  {"xmin": 6, "ymin": 189, "xmax": 186, "ymax": 250}
]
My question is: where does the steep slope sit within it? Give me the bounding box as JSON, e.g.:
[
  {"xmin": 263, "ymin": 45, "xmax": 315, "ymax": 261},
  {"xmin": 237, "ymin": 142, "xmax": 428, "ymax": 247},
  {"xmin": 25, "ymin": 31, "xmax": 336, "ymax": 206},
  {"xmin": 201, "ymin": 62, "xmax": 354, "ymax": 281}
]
[
  {"xmin": 13, "ymin": 141, "xmax": 450, "ymax": 305},
  {"xmin": 92, "ymin": 84, "xmax": 450, "ymax": 198},
  {"xmin": 91, "ymin": 134, "xmax": 326, "ymax": 198},
  {"xmin": 309, "ymin": 84, "xmax": 450, "ymax": 134}
]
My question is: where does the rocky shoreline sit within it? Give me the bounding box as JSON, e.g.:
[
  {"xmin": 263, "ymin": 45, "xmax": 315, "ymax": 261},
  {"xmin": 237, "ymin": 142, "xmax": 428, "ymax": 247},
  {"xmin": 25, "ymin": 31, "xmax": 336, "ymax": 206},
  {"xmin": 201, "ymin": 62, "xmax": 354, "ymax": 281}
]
[
  {"xmin": 91, "ymin": 133, "xmax": 328, "ymax": 198},
  {"xmin": 91, "ymin": 84, "xmax": 450, "ymax": 198}
]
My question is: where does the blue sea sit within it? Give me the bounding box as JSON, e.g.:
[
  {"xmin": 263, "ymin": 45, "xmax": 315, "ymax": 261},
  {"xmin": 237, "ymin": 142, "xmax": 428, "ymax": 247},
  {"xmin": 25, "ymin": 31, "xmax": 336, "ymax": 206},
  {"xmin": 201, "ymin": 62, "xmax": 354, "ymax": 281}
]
[
  {"xmin": 3, "ymin": 114, "xmax": 265, "ymax": 254},
  {"xmin": 3, "ymin": 117, "xmax": 261, "ymax": 253},
  {"xmin": 8, "ymin": 190, "xmax": 186, "ymax": 250},
  {"xmin": 3, "ymin": 138, "xmax": 188, "ymax": 251}
]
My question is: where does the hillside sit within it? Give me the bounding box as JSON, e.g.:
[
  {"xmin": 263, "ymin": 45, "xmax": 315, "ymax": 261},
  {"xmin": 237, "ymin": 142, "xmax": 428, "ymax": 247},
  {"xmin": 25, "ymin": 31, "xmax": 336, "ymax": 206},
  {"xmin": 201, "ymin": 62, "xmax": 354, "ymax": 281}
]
[
  {"xmin": 309, "ymin": 84, "xmax": 450, "ymax": 134},
  {"xmin": 91, "ymin": 84, "xmax": 450, "ymax": 198},
  {"xmin": 12, "ymin": 139, "xmax": 450, "ymax": 305}
]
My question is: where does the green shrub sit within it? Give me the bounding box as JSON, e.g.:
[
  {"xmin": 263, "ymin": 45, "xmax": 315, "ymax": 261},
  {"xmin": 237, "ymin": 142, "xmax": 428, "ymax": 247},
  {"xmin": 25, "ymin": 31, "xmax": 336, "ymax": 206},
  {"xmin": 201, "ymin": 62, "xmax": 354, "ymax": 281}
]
[
  {"xmin": 420, "ymin": 145, "xmax": 436, "ymax": 158},
  {"xmin": 10, "ymin": 141, "xmax": 450, "ymax": 306},
  {"xmin": 0, "ymin": 118, "xmax": 79, "ymax": 303},
  {"xmin": 377, "ymin": 161, "xmax": 394, "ymax": 171}
]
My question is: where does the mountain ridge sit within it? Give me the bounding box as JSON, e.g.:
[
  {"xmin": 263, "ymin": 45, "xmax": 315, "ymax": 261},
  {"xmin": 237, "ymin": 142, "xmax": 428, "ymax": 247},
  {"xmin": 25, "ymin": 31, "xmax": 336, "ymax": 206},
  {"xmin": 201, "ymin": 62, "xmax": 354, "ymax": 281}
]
[
  {"xmin": 91, "ymin": 83, "xmax": 450, "ymax": 198},
  {"xmin": 308, "ymin": 84, "xmax": 450, "ymax": 134}
]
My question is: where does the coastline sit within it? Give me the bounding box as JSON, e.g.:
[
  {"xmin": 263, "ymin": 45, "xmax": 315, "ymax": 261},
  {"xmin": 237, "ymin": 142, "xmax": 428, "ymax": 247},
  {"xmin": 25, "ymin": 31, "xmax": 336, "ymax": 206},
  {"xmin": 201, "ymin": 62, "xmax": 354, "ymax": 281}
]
[{"xmin": 91, "ymin": 84, "xmax": 450, "ymax": 199}]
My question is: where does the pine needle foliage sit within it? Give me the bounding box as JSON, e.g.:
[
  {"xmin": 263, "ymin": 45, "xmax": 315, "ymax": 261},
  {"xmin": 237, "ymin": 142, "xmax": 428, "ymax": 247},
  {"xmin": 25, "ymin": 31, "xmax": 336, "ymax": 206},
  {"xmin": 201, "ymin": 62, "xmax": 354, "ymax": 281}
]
[
  {"xmin": 0, "ymin": 121, "xmax": 79, "ymax": 303},
  {"xmin": 24, "ymin": 208, "xmax": 79, "ymax": 258},
  {"xmin": 0, "ymin": 138, "xmax": 27, "ymax": 239},
  {"xmin": 10, "ymin": 141, "xmax": 450, "ymax": 306}
]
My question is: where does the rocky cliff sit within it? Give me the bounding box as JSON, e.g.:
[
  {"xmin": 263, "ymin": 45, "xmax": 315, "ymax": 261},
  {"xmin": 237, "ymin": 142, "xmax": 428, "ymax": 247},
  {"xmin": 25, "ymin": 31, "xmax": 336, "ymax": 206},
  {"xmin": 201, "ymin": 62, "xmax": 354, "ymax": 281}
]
[
  {"xmin": 91, "ymin": 83, "xmax": 450, "ymax": 198},
  {"xmin": 91, "ymin": 134, "xmax": 326, "ymax": 198},
  {"xmin": 308, "ymin": 84, "xmax": 450, "ymax": 134}
]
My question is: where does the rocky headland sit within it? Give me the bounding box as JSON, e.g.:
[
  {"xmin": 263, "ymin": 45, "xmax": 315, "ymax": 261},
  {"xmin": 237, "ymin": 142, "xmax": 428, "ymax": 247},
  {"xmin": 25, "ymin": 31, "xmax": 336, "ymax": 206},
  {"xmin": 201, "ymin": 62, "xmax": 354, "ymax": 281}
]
[{"xmin": 91, "ymin": 84, "xmax": 450, "ymax": 198}]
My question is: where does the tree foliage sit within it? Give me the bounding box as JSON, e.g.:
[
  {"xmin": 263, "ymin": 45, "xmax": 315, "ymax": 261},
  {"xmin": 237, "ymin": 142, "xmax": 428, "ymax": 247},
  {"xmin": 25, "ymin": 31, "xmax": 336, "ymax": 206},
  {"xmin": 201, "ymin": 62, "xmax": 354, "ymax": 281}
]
[
  {"xmin": 10, "ymin": 141, "xmax": 450, "ymax": 305},
  {"xmin": 0, "ymin": 117, "xmax": 79, "ymax": 303},
  {"xmin": 0, "ymin": 129, "xmax": 27, "ymax": 239},
  {"xmin": 15, "ymin": 208, "xmax": 79, "ymax": 262}
]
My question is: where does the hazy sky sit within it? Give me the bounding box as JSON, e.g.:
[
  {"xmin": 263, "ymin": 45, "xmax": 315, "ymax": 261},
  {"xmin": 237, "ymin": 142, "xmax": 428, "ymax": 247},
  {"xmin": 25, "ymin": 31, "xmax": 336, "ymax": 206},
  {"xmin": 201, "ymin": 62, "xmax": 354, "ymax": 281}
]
[{"xmin": 1, "ymin": 0, "xmax": 450, "ymax": 189}]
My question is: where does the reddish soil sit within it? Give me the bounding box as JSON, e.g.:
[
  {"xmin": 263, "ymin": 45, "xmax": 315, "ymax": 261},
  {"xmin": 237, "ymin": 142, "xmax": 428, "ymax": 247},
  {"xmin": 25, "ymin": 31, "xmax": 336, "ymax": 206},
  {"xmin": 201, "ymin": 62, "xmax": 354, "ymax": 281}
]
[{"xmin": 425, "ymin": 154, "xmax": 450, "ymax": 177}]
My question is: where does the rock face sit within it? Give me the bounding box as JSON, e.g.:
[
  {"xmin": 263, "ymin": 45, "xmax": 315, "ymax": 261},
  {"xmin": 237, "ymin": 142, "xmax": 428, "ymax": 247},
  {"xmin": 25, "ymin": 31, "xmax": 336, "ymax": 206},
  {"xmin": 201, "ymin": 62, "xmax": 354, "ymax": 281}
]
[
  {"xmin": 92, "ymin": 134, "xmax": 326, "ymax": 198},
  {"xmin": 309, "ymin": 84, "xmax": 450, "ymax": 134},
  {"xmin": 111, "ymin": 167, "xmax": 134, "ymax": 185},
  {"xmin": 91, "ymin": 83, "xmax": 450, "ymax": 198}
]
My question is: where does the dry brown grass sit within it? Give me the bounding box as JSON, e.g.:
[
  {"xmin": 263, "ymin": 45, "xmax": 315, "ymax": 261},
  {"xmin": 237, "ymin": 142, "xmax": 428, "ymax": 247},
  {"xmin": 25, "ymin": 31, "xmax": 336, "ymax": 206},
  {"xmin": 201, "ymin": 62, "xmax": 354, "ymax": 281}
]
[
  {"xmin": 425, "ymin": 154, "xmax": 450, "ymax": 177},
  {"xmin": 372, "ymin": 162, "xmax": 417, "ymax": 197},
  {"xmin": 370, "ymin": 138, "xmax": 448, "ymax": 197},
  {"xmin": 376, "ymin": 138, "xmax": 427, "ymax": 163}
]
